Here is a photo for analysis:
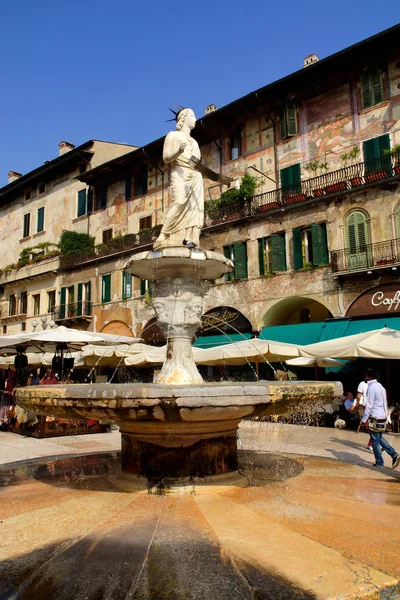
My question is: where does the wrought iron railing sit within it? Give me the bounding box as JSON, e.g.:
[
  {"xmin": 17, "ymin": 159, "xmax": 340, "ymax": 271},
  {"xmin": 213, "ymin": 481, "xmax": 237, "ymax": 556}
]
[
  {"xmin": 330, "ymin": 237, "xmax": 400, "ymax": 273},
  {"xmin": 53, "ymin": 301, "xmax": 92, "ymax": 320},
  {"xmin": 204, "ymin": 155, "xmax": 400, "ymax": 227}
]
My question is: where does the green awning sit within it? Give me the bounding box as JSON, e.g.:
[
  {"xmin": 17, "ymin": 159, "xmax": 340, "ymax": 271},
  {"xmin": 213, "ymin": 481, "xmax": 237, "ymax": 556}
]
[
  {"xmin": 259, "ymin": 322, "xmax": 325, "ymax": 345},
  {"xmin": 194, "ymin": 333, "xmax": 252, "ymax": 348}
]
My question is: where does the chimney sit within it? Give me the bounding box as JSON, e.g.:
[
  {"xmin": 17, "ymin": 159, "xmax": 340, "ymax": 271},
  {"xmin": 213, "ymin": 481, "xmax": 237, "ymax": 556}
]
[
  {"xmin": 303, "ymin": 54, "xmax": 319, "ymax": 68},
  {"xmin": 8, "ymin": 170, "xmax": 22, "ymax": 184},
  {"xmin": 59, "ymin": 141, "xmax": 75, "ymax": 156},
  {"xmin": 205, "ymin": 104, "xmax": 217, "ymax": 115}
]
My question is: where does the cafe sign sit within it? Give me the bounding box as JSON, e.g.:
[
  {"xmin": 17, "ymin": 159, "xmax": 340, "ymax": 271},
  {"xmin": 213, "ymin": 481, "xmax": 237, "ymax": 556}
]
[{"xmin": 347, "ymin": 283, "xmax": 400, "ymax": 317}]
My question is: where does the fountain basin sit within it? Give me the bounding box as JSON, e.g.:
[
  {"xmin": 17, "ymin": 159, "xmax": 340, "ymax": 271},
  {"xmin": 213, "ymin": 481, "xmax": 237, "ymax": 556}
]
[{"xmin": 15, "ymin": 381, "xmax": 342, "ymax": 481}]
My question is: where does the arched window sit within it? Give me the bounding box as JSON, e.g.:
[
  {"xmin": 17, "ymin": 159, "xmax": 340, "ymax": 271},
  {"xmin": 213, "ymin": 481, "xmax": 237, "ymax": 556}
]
[
  {"xmin": 346, "ymin": 210, "xmax": 369, "ymax": 269},
  {"xmin": 360, "ymin": 68, "xmax": 384, "ymax": 109},
  {"xmin": 346, "ymin": 210, "xmax": 368, "ymax": 252}
]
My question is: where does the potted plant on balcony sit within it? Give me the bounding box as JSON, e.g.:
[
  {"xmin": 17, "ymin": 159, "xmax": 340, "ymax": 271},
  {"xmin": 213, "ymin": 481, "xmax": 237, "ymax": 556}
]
[
  {"xmin": 340, "ymin": 147, "xmax": 362, "ymax": 188},
  {"xmin": 384, "ymin": 145, "xmax": 400, "ymax": 176},
  {"xmin": 304, "ymin": 161, "xmax": 328, "ymax": 197}
]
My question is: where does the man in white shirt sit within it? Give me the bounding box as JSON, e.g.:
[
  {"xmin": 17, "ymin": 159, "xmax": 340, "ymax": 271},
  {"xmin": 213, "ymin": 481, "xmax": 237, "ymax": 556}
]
[{"xmin": 362, "ymin": 369, "xmax": 400, "ymax": 469}]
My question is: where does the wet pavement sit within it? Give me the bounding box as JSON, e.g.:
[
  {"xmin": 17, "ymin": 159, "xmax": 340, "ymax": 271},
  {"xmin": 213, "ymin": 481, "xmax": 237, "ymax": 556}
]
[{"xmin": 0, "ymin": 423, "xmax": 399, "ymax": 599}]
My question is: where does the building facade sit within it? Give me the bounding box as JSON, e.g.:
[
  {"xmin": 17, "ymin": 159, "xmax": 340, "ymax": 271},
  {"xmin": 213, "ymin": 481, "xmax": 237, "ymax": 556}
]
[{"xmin": 1, "ymin": 25, "xmax": 400, "ymax": 345}]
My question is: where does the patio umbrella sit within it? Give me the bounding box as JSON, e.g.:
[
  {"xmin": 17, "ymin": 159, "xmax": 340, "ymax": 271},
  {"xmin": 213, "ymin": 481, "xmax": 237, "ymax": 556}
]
[
  {"xmin": 299, "ymin": 327, "xmax": 400, "ymax": 359},
  {"xmin": 195, "ymin": 339, "xmax": 301, "ymax": 365},
  {"xmin": 286, "ymin": 357, "xmax": 347, "ymax": 380}
]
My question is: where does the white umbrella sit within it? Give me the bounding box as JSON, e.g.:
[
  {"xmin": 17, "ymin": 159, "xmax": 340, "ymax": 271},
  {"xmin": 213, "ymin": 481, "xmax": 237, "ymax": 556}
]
[
  {"xmin": 0, "ymin": 335, "xmax": 31, "ymax": 349},
  {"xmin": 300, "ymin": 327, "xmax": 400, "ymax": 359},
  {"xmin": 194, "ymin": 338, "xmax": 301, "ymax": 366},
  {"xmin": 286, "ymin": 357, "xmax": 346, "ymax": 368}
]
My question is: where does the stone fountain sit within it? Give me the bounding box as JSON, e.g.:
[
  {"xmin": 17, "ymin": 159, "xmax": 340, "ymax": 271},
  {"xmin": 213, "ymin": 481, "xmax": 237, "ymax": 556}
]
[{"xmin": 15, "ymin": 107, "xmax": 341, "ymax": 485}]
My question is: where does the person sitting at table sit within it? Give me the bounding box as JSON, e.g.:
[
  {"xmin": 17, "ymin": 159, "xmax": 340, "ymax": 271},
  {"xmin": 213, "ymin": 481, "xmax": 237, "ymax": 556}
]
[{"xmin": 339, "ymin": 391, "xmax": 360, "ymax": 430}]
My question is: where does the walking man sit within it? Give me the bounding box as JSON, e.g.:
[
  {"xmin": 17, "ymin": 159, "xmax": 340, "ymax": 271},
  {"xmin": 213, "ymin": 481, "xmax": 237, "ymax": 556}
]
[{"xmin": 361, "ymin": 368, "xmax": 400, "ymax": 469}]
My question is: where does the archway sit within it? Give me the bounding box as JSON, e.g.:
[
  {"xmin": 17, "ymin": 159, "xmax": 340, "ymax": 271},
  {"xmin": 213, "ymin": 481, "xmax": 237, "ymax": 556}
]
[
  {"xmin": 140, "ymin": 318, "xmax": 165, "ymax": 346},
  {"xmin": 100, "ymin": 320, "xmax": 135, "ymax": 337},
  {"xmin": 199, "ymin": 306, "xmax": 253, "ymax": 337},
  {"xmin": 261, "ymin": 296, "xmax": 333, "ymax": 327}
]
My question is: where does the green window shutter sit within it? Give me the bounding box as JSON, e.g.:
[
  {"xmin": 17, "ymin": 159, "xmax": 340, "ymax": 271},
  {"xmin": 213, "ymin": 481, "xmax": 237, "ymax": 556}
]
[
  {"xmin": 371, "ymin": 69, "xmax": 383, "ymax": 105},
  {"xmin": 311, "ymin": 224, "xmax": 328, "ymax": 266},
  {"xmin": 87, "ymin": 188, "xmax": 93, "ymax": 214},
  {"xmin": 279, "ymin": 106, "xmax": 287, "ymax": 140},
  {"xmin": 23, "ymin": 213, "xmax": 30, "ymax": 237},
  {"xmin": 258, "ymin": 238, "xmax": 265, "ymax": 276},
  {"xmin": 281, "ymin": 164, "xmax": 301, "ymax": 194},
  {"xmin": 361, "ymin": 71, "xmax": 373, "ymax": 109},
  {"xmin": 280, "ymin": 166, "xmax": 291, "ymax": 189},
  {"xmin": 102, "ymin": 274, "xmax": 111, "ymax": 303},
  {"xmin": 271, "ymin": 233, "xmax": 287, "ymax": 271},
  {"xmin": 292, "ymin": 228, "xmax": 303, "ymax": 270},
  {"xmin": 135, "ymin": 166, "xmax": 148, "ymax": 196},
  {"xmin": 125, "ymin": 176, "xmax": 132, "ymax": 201},
  {"xmin": 346, "ymin": 211, "xmax": 368, "ymax": 252},
  {"xmin": 59, "ymin": 287, "xmax": 66, "ymax": 319},
  {"xmin": 77, "ymin": 283, "xmax": 83, "ymax": 316},
  {"xmin": 122, "ymin": 273, "xmax": 133, "ymax": 299},
  {"xmin": 233, "ymin": 242, "xmax": 248, "ymax": 280},
  {"xmin": 140, "ymin": 279, "xmax": 146, "ymax": 296},
  {"xmin": 77, "ymin": 189, "xmax": 87, "ymax": 217},
  {"xmin": 286, "ymin": 104, "xmax": 297, "ymax": 136},
  {"xmin": 377, "ymin": 134, "xmax": 391, "ymax": 174},
  {"xmin": 364, "ymin": 135, "xmax": 390, "ymax": 174},
  {"xmin": 223, "ymin": 245, "xmax": 232, "ymax": 280},
  {"xmin": 85, "ymin": 281, "xmax": 91, "ymax": 315},
  {"xmin": 37, "ymin": 207, "xmax": 44, "ymax": 233}
]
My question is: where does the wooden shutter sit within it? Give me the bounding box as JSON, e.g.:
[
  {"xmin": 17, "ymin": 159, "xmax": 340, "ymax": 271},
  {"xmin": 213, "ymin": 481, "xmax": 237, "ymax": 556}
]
[
  {"xmin": 371, "ymin": 69, "xmax": 383, "ymax": 105},
  {"xmin": 271, "ymin": 233, "xmax": 287, "ymax": 271},
  {"xmin": 364, "ymin": 135, "xmax": 390, "ymax": 174},
  {"xmin": 281, "ymin": 164, "xmax": 301, "ymax": 193},
  {"xmin": 292, "ymin": 228, "xmax": 303, "ymax": 270},
  {"xmin": 122, "ymin": 273, "xmax": 133, "ymax": 299},
  {"xmin": 77, "ymin": 283, "xmax": 83, "ymax": 316},
  {"xmin": 77, "ymin": 189, "xmax": 87, "ymax": 217},
  {"xmin": 377, "ymin": 134, "xmax": 391, "ymax": 174},
  {"xmin": 85, "ymin": 281, "xmax": 91, "ymax": 315},
  {"xmin": 23, "ymin": 213, "xmax": 30, "ymax": 237},
  {"xmin": 279, "ymin": 106, "xmax": 287, "ymax": 140},
  {"xmin": 140, "ymin": 279, "xmax": 146, "ymax": 296},
  {"xmin": 311, "ymin": 224, "xmax": 328, "ymax": 266},
  {"xmin": 102, "ymin": 274, "xmax": 111, "ymax": 303},
  {"xmin": 286, "ymin": 104, "xmax": 297, "ymax": 136},
  {"xmin": 87, "ymin": 188, "xmax": 93, "ymax": 214},
  {"xmin": 125, "ymin": 176, "xmax": 132, "ymax": 201},
  {"xmin": 59, "ymin": 287, "xmax": 66, "ymax": 319},
  {"xmin": 346, "ymin": 211, "xmax": 368, "ymax": 252},
  {"xmin": 37, "ymin": 207, "xmax": 44, "ymax": 232},
  {"xmin": 258, "ymin": 238, "xmax": 265, "ymax": 276},
  {"xmin": 223, "ymin": 245, "xmax": 232, "ymax": 280},
  {"xmin": 360, "ymin": 70, "xmax": 372, "ymax": 109},
  {"xmin": 233, "ymin": 242, "xmax": 248, "ymax": 280}
]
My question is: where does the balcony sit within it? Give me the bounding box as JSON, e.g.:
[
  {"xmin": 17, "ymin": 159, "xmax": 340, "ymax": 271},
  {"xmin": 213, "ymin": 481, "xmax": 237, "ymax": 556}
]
[
  {"xmin": 53, "ymin": 301, "xmax": 92, "ymax": 322},
  {"xmin": 204, "ymin": 155, "xmax": 400, "ymax": 227},
  {"xmin": 59, "ymin": 228, "xmax": 160, "ymax": 270},
  {"xmin": 331, "ymin": 238, "xmax": 400, "ymax": 275}
]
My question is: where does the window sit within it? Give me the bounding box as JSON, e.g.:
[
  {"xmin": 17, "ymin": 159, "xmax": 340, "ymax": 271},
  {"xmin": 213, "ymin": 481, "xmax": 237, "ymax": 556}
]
[
  {"xmin": 9, "ymin": 295, "xmax": 17, "ymax": 316},
  {"xmin": 47, "ymin": 290, "xmax": 56, "ymax": 313},
  {"xmin": 363, "ymin": 134, "xmax": 391, "ymax": 175},
  {"xmin": 37, "ymin": 207, "xmax": 45, "ymax": 233},
  {"xmin": 102, "ymin": 228, "xmax": 113, "ymax": 244},
  {"xmin": 122, "ymin": 273, "xmax": 133, "ymax": 299},
  {"xmin": 229, "ymin": 130, "xmax": 242, "ymax": 160},
  {"xmin": 345, "ymin": 210, "xmax": 369, "ymax": 269},
  {"xmin": 23, "ymin": 213, "xmax": 30, "ymax": 238},
  {"xmin": 38, "ymin": 182, "xmax": 46, "ymax": 195},
  {"xmin": 223, "ymin": 242, "xmax": 248, "ymax": 281},
  {"xmin": 279, "ymin": 103, "xmax": 297, "ymax": 139},
  {"xmin": 24, "ymin": 189, "xmax": 31, "ymax": 201},
  {"xmin": 77, "ymin": 281, "xmax": 91, "ymax": 316},
  {"xmin": 59, "ymin": 286, "xmax": 75, "ymax": 318},
  {"xmin": 21, "ymin": 322, "xmax": 26, "ymax": 332},
  {"xmin": 258, "ymin": 234, "xmax": 287, "ymax": 274},
  {"xmin": 125, "ymin": 176, "xmax": 132, "ymax": 201},
  {"xmin": 101, "ymin": 274, "xmax": 111, "ymax": 303},
  {"xmin": 20, "ymin": 292, "xmax": 27, "ymax": 314},
  {"xmin": 139, "ymin": 215, "xmax": 152, "ymax": 230},
  {"xmin": 77, "ymin": 188, "xmax": 93, "ymax": 217},
  {"xmin": 360, "ymin": 68, "xmax": 384, "ymax": 109},
  {"xmin": 32, "ymin": 293, "xmax": 41, "ymax": 316},
  {"xmin": 2, "ymin": 325, "xmax": 7, "ymax": 335},
  {"xmin": 293, "ymin": 224, "xmax": 328, "ymax": 269},
  {"xmin": 140, "ymin": 279, "xmax": 152, "ymax": 296},
  {"xmin": 97, "ymin": 187, "xmax": 108, "ymax": 210},
  {"xmin": 280, "ymin": 164, "xmax": 301, "ymax": 197},
  {"xmin": 135, "ymin": 165, "xmax": 148, "ymax": 196}
]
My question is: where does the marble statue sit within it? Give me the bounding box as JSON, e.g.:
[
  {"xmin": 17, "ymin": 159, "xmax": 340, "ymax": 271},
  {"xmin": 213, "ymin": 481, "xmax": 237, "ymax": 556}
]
[{"xmin": 154, "ymin": 108, "xmax": 233, "ymax": 250}]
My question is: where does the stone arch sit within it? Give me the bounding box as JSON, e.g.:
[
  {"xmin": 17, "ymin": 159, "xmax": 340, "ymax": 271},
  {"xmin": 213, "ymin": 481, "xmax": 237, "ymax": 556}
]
[
  {"xmin": 100, "ymin": 320, "xmax": 135, "ymax": 337},
  {"xmin": 199, "ymin": 306, "xmax": 253, "ymax": 337},
  {"xmin": 258, "ymin": 296, "xmax": 333, "ymax": 328}
]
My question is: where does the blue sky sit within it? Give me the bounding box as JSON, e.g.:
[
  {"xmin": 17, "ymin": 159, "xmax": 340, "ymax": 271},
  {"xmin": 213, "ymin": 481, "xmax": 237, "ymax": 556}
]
[{"xmin": 0, "ymin": 0, "xmax": 399, "ymax": 186}]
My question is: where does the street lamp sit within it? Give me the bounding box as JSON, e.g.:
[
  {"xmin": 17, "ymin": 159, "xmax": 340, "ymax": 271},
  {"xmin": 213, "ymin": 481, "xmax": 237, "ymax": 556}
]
[{"xmin": 31, "ymin": 319, "xmax": 38, "ymax": 331}]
